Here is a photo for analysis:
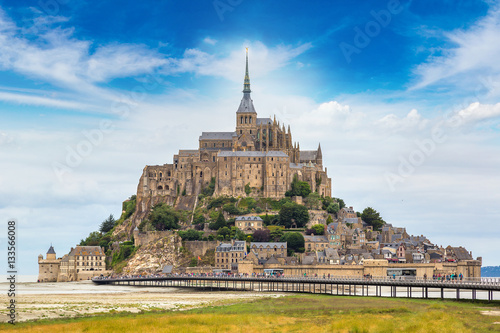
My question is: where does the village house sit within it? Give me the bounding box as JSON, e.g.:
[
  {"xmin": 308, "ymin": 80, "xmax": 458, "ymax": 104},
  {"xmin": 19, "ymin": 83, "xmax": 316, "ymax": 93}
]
[
  {"xmin": 250, "ymin": 242, "xmax": 287, "ymax": 260},
  {"xmin": 214, "ymin": 240, "xmax": 245, "ymax": 271},
  {"xmin": 235, "ymin": 216, "xmax": 264, "ymax": 234},
  {"xmin": 338, "ymin": 206, "xmax": 357, "ymax": 220},
  {"xmin": 215, "ymin": 240, "xmax": 246, "ymax": 271},
  {"xmin": 304, "ymin": 235, "xmax": 330, "ymax": 252}
]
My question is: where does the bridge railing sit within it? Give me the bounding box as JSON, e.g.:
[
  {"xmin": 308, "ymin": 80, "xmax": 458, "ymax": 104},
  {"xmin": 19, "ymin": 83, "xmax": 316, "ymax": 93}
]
[{"xmin": 92, "ymin": 274, "xmax": 500, "ymax": 287}]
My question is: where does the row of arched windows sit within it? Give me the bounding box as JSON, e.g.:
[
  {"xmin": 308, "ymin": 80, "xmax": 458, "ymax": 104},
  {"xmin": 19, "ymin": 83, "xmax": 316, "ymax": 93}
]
[{"xmin": 240, "ymin": 116, "xmax": 252, "ymax": 124}]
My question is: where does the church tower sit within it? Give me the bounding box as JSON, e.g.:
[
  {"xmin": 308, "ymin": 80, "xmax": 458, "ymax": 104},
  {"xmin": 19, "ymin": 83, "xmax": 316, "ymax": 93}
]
[{"xmin": 235, "ymin": 48, "xmax": 258, "ymax": 150}]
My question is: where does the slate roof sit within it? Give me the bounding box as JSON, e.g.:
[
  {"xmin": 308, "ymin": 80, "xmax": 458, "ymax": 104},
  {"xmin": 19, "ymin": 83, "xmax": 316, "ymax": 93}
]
[
  {"xmin": 178, "ymin": 150, "xmax": 199, "ymax": 156},
  {"xmin": 218, "ymin": 151, "xmax": 288, "ymax": 158},
  {"xmin": 235, "ymin": 216, "xmax": 263, "ymax": 221},
  {"xmin": 216, "ymin": 241, "xmax": 245, "ymax": 252},
  {"xmin": 70, "ymin": 246, "xmax": 104, "ymax": 257},
  {"xmin": 325, "ymin": 248, "xmax": 340, "ymax": 260},
  {"xmin": 162, "ymin": 265, "xmax": 173, "ymax": 273},
  {"xmin": 300, "ymin": 150, "xmax": 317, "ymax": 161},
  {"xmin": 343, "ymin": 218, "xmax": 359, "ymax": 224},
  {"xmin": 302, "ymin": 255, "xmax": 315, "ymax": 265},
  {"xmin": 265, "ymin": 257, "xmax": 280, "ymax": 265},
  {"xmin": 250, "ymin": 242, "xmax": 287, "ymax": 248},
  {"xmin": 289, "ymin": 163, "xmax": 305, "ymax": 169},
  {"xmin": 256, "ymin": 118, "xmax": 272, "ymax": 125},
  {"xmin": 236, "ymin": 94, "xmax": 257, "ymax": 113},
  {"xmin": 47, "ymin": 245, "xmax": 56, "ymax": 254},
  {"xmin": 451, "ymin": 247, "xmax": 473, "ymax": 260},
  {"xmin": 199, "ymin": 132, "xmax": 237, "ymax": 140},
  {"xmin": 304, "ymin": 235, "xmax": 329, "ymax": 243}
]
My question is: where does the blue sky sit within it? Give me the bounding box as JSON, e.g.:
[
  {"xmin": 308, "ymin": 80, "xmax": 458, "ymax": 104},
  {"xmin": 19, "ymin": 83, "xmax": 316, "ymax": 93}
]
[{"xmin": 0, "ymin": 0, "xmax": 499, "ymax": 275}]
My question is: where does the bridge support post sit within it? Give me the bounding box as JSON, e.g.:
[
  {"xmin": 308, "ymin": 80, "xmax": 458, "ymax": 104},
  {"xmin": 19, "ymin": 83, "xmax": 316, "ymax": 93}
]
[
  {"xmin": 441, "ymin": 288, "xmax": 444, "ymax": 300},
  {"xmin": 456, "ymin": 288, "xmax": 460, "ymax": 300}
]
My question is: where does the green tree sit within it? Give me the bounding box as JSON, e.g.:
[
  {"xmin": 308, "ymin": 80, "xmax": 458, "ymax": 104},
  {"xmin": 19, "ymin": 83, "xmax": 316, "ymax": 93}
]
[
  {"xmin": 278, "ymin": 203, "xmax": 309, "ymax": 228},
  {"xmin": 311, "ymin": 224, "xmax": 325, "ymax": 235},
  {"xmin": 326, "ymin": 215, "xmax": 334, "ymax": 224},
  {"xmin": 326, "ymin": 202, "xmax": 340, "ymax": 214},
  {"xmin": 361, "ymin": 207, "xmax": 386, "ymax": 231},
  {"xmin": 260, "ymin": 214, "xmax": 278, "ymax": 225},
  {"xmin": 99, "ymin": 214, "xmax": 116, "ymax": 233},
  {"xmin": 321, "ymin": 196, "xmax": 334, "ymax": 210},
  {"xmin": 148, "ymin": 203, "xmax": 180, "ymax": 231},
  {"xmin": 245, "ymin": 183, "xmax": 251, "ymax": 195},
  {"xmin": 333, "ymin": 198, "xmax": 346, "ymax": 210},
  {"xmin": 213, "ymin": 212, "xmax": 227, "ymax": 230},
  {"xmin": 286, "ymin": 174, "xmax": 311, "ymax": 197},
  {"xmin": 223, "ymin": 203, "xmax": 241, "ymax": 215},
  {"xmin": 281, "ymin": 232, "xmax": 305, "ymax": 253},
  {"xmin": 217, "ymin": 226, "xmax": 231, "ymax": 239},
  {"xmin": 80, "ymin": 231, "xmax": 102, "ymax": 246},
  {"xmin": 304, "ymin": 192, "xmax": 321, "ymax": 209}
]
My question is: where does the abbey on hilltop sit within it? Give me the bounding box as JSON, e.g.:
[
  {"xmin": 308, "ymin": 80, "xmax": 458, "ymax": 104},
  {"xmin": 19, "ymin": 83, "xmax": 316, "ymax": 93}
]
[{"xmin": 133, "ymin": 50, "xmax": 331, "ymax": 218}]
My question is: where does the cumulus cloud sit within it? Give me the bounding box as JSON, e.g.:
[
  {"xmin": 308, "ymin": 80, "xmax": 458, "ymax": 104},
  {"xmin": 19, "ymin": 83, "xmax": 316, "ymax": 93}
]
[
  {"xmin": 376, "ymin": 109, "xmax": 429, "ymax": 132},
  {"xmin": 456, "ymin": 102, "xmax": 500, "ymax": 122}
]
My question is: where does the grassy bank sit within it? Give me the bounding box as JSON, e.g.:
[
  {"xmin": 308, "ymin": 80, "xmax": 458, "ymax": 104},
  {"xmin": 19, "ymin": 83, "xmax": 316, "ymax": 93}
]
[{"xmin": 3, "ymin": 295, "xmax": 499, "ymax": 332}]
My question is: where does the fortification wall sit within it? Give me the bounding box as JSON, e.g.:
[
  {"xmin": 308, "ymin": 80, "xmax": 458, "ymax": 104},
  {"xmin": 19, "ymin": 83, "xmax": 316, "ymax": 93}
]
[{"xmin": 183, "ymin": 241, "xmax": 218, "ymax": 258}]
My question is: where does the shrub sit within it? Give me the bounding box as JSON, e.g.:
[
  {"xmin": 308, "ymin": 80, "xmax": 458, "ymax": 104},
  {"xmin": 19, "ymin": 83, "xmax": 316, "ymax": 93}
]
[{"xmin": 178, "ymin": 229, "xmax": 204, "ymax": 241}]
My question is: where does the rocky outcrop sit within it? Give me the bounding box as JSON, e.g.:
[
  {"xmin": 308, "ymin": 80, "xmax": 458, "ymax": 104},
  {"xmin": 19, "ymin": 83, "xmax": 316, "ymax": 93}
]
[{"xmin": 122, "ymin": 233, "xmax": 184, "ymax": 275}]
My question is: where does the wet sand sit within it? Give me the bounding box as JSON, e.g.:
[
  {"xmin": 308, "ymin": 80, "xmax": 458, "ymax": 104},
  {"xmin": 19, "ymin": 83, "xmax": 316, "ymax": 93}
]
[{"xmin": 0, "ymin": 281, "xmax": 285, "ymax": 322}]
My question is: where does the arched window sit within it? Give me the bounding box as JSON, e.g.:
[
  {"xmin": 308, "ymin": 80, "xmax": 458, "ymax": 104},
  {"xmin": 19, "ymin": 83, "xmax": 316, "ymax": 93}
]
[
  {"xmin": 157, "ymin": 185, "xmax": 163, "ymax": 190},
  {"xmin": 241, "ymin": 116, "xmax": 243, "ymax": 124},
  {"xmin": 245, "ymin": 116, "xmax": 248, "ymax": 124},
  {"xmin": 249, "ymin": 116, "xmax": 252, "ymax": 123},
  {"xmin": 167, "ymin": 171, "xmax": 171, "ymax": 177}
]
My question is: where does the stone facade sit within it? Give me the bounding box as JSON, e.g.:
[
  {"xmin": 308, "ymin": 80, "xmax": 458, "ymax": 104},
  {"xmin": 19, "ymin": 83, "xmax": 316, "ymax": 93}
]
[
  {"xmin": 250, "ymin": 242, "xmax": 287, "ymax": 260},
  {"xmin": 38, "ymin": 245, "xmax": 109, "ymax": 282},
  {"xmin": 37, "ymin": 246, "xmax": 61, "ymax": 282},
  {"xmin": 214, "ymin": 240, "xmax": 245, "ymax": 271},
  {"xmin": 235, "ymin": 216, "xmax": 264, "ymax": 234},
  {"xmin": 304, "ymin": 235, "xmax": 330, "ymax": 252},
  {"xmin": 131, "ymin": 51, "xmax": 331, "ymax": 227},
  {"xmin": 239, "ymin": 259, "xmax": 482, "ymax": 278}
]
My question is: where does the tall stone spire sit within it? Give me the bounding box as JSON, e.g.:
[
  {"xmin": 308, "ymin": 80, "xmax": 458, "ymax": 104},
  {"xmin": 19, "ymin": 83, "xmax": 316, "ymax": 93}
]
[
  {"xmin": 236, "ymin": 48, "xmax": 256, "ymax": 114},
  {"xmin": 243, "ymin": 48, "xmax": 251, "ymax": 94}
]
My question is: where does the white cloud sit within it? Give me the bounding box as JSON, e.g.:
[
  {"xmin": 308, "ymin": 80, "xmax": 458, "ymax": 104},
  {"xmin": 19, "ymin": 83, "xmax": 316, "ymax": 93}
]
[
  {"xmin": 376, "ymin": 109, "xmax": 429, "ymax": 132},
  {"xmin": 456, "ymin": 101, "xmax": 500, "ymax": 122},
  {"xmin": 411, "ymin": 5, "xmax": 500, "ymax": 96},
  {"xmin": 203, "ymin": 37, "xmax": 217, "ymax": 45}
]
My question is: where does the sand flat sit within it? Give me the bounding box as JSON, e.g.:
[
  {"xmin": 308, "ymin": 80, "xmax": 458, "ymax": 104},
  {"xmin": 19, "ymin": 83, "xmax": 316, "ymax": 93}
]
[{"xmin": 0, "ymin": 281, "xmax": 284, "ymax": 322}]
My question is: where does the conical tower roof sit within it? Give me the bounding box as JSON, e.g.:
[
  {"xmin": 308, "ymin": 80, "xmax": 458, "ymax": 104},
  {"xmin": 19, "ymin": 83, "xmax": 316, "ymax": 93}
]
[{"xmin": 47, "ymin": 245, "xmax": 56, "ymax": 254}]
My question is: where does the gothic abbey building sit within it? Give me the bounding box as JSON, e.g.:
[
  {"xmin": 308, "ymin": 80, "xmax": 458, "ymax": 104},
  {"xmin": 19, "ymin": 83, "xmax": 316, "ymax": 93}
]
[{"xmin": 133, "ymin": 51, "xmax": 331, "ymax": 220}]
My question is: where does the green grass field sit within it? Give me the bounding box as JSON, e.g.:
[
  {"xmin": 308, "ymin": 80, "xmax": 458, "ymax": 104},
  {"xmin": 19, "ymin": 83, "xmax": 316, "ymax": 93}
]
[{"xmin": 3, "ymin": 295, "xmax": 500, "ymax": 332}]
